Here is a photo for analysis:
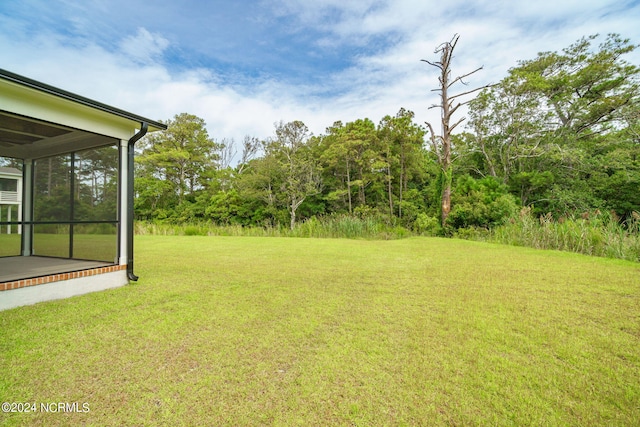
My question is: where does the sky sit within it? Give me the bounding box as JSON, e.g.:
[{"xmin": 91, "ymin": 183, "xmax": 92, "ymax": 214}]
[{"xmin": 1, "ymin": 0, "xmax": 640, "ymax": 157}]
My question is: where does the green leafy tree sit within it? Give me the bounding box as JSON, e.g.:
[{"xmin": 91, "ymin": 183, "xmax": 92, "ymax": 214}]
[
  {"xmin": 316, "ymin": 119, "xmax": 380, "ymax": 214},
  {"xmin": 465, "ymin": 34, "xmax": 640, "ymax": 216},
  {"xmin": 508, "ymin": 34, "xmax": 639, "ymax": 214},
  {"xmin": 136, "ymin": 113, "xmax": 220, "ymax": 220},
  {"xmin": 267, "ymin": 121, "xmax": 322, "ymax": 230},
  {"xmin": 316, "ymin": 121, "xmax": 353, "ymax": 214},
  {"xmin": 512, "ymin": 34, "xmax": 638, "ymax": 138},
  {"xmin": 588, "ymin": 132, "xmax": 640, "ymax": 217},
  {"xmin": 235, "ymin": 151, "xmax": 284, "ymax": 226},
  {"xmin": 467, "ymin": 81, "xmax": 549, "ymax": 183},
  {"xmin": 378, "ymin": 108, "xmax": 427, "ymax": 220},
  {"xmin": 137, "ymin": 113, "xmax": 220, "ymax": 206}
]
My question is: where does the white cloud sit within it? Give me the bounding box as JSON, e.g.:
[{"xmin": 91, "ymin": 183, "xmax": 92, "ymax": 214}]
[
  {"xmin": 1, "ymin": 0, "xmax": 639, "ymax": 151},
  {"xmin": 119, "ymin": 28, "xmax": 169, "ymax": 65}
]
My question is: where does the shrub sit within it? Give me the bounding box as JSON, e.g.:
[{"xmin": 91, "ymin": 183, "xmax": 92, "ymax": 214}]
[
  {"xmin": 413, "ymin": 213, "xmax": 441, "ymax": 236},
  {"xmin": 448, "ymin": 175, "xmax": 519, "ymax": 229},
  {"xmin": 184, "ymin": 226, "xmax": 203, "ymax": 236}
]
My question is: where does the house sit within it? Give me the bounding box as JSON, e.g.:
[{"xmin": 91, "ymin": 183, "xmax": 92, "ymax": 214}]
[
  {"xmin": 0, "ymin": 166, "xmax": 22, "ymax": 234},
  {"xmin": 0, "ymin": 69, "xmax": 166, "ymax": 311}
]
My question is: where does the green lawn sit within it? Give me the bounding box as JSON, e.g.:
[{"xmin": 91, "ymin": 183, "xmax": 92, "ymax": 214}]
[
  {"xmin": 0, "ymin": 233, "xmax": 116, "ymax": 261},
  {"xmin": 0, "ymin": 234, "xmax": 20, "ymax": 257},
  {"xmin": 1, "ymin": 236, "xmax": 639, "ymax": 425}
]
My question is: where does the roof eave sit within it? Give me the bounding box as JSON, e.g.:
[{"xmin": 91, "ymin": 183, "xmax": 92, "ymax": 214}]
[{"xmin": 0, "ymin": 68, "xmax": 167, "ymax": 131}]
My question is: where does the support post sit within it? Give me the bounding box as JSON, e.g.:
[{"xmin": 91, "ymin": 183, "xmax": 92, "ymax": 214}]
[
  {"xmin": 17, "ymin": 200, "xmax": 21, "ymax": 235},
  {"xmin": 69, "ymin": 152, "xmax": 75, "ymax": 258},
  {"xmin": 22, "ymin": 160, "xmax": 33, "ymax": 256},
  {"xmin": 17, "ymin": 169, "xmax": 22, "ymax": 235},
  {"xmin": 119, "ymin": 139, "xmax": 128, "ymax": 266}
]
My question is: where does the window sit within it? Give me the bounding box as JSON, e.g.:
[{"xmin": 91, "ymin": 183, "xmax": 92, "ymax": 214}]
[{"xmin": 0, "ymin": 178, "xmax": 18, "ymax": 192}]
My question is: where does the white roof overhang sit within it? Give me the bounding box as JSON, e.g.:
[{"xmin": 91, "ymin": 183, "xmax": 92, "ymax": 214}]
[{"xmin": 0, "ymin": 69, "xmax": 166, "ymax": 160}]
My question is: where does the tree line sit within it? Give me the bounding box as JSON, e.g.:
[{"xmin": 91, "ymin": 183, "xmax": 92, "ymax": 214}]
[{"xmin": 134, "ymin": 34, "xmax": 640, "ymax": 234}]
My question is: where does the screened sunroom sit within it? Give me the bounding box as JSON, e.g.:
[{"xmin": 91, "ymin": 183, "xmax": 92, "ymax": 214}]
[{"xmin": 0, "ymin": 69, "xmax": 166, "ymax": 310}]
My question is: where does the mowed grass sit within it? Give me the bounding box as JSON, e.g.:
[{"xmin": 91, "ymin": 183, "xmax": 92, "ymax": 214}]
[
  {"xmin": 0, "ymin": 233, "xmax": 116, "ymax": 262},
  {"xmin": 0, "ymin": 234, "xmax": 20, "ymax": 257},
  {"xmin": 1, "ymin": 236, "xmax": 639, "ymax": 426}
]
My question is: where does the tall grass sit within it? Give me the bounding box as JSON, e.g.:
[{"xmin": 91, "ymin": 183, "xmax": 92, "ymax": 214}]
[
  {"xmin": 135, "ymin": 214, "xmax": 411, "ymax": 240},
  {"xmin": 489, "ymin": 208, "xmax": 640, "ymax": 262},
  {"xmin": 135, "ymin": 210, "xmax": 640, "ymax": 262},
  {"xmin": 290, "ymin": 214, "xmax": 410, "ymax": 239}
]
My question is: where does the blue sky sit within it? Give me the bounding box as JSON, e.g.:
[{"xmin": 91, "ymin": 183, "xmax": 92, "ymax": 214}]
[{"xmin": 1, "ymin": 0, "xmax": 640, "ymax": 152}]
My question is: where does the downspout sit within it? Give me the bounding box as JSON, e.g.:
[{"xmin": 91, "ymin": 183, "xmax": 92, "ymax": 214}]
[{"xmin": 126, "ymin": 122, "xmax": 148, "ymax": 281}]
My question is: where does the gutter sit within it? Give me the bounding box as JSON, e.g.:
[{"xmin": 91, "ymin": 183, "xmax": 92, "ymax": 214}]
[{"xmin": 126, "ymin": 122, "xmax": 148, "ymax": 281}]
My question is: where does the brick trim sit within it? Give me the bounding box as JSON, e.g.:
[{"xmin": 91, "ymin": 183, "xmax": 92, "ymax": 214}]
[{"xmin": 0, "ymin": 265, "xmax": 127, "ymax": 291}]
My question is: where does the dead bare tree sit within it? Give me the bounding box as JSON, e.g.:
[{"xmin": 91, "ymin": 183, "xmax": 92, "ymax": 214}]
[
  {"xmin": 218, "ymin": 137, "xmax": 237, "ymax": 170},
  {"xmin": 237, "ymin": 135, "xmax": 260, "ymax": 174},
  {"xmin": 422, "ymin": 34, "xmax": 492, "ymax": 227}
]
